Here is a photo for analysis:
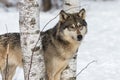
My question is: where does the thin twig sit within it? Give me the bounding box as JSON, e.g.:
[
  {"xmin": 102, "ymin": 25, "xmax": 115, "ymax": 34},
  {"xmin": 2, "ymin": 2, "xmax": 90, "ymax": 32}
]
[
  {"xmin": 5, "ymin": 24, "xmax": 9, "ymax": 80},
  {"xmin": 76, "ymin": 60, "xmax": 97, "ymax": 77},
  {"xmin": 28, "ymin": 32, "xmax": 41, "ymax": 80},
  {"xmin": 28, "ymin": 10, "xmax": 42, "ymax": 80},
  {"xmin": 41, "ymin": 14, "xmax": 59, "ymax": 32}
]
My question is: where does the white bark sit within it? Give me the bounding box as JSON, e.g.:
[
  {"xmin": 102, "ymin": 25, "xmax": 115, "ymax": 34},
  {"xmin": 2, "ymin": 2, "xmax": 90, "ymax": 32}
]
[
  {"xmin": 63, "ymin": 0, "xmax": 80, "ymax": 13},
  {"xmin": 19, "ymin": 0, "xmax": 45, "ymax": 80},
  {"xmin": 61, "ymin": 0, "xmax": 80, "ymax": 80}
]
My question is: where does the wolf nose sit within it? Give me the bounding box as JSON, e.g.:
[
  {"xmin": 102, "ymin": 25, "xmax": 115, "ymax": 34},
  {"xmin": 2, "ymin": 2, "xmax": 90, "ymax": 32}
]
[{"xmin": 77, "ymin": 35, "xmax": 83, "ymax": 41}]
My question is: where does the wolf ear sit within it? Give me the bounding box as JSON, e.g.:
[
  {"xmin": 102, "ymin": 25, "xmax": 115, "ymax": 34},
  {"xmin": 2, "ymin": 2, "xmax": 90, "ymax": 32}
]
[
  {"xmin": 59, "ymin": 10, "xmax": 69, "ymax": 22},
  {"xmin": 78, "ymin": 8, "xmax": 86, "ymax": 19}
]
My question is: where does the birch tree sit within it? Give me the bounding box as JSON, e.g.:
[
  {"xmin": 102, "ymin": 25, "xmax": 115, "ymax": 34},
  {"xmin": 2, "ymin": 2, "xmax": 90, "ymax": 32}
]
[
  {"xmin": 61, "ymin": 0, "xmax": 80, "ymax": 80},
  {"xmin": 19, "ymin": 0, "xmax": 45, "ymax": 80}
]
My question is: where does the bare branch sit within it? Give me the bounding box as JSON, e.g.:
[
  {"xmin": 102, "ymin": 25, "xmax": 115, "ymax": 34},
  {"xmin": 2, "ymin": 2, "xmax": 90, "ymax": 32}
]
[
  {"xmin": 41, "ymin": 14, "xmax": 59, "ymax": 32},
  {"xmin": 28, "ymin": 31, "xmax": 41, "ymax": 80},
  {"xmin": 76, "ymin": 60, "xmax": 97, "ymax": 77},
  {"xmin": 5, "ymin": 24, "xmax": 9, "ymax": 80}
]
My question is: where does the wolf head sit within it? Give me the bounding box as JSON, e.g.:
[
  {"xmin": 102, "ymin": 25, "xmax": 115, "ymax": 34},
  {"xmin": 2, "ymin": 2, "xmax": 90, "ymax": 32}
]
[{"xmin": 56, "ymin": 9, "xmax": 87, "ymax": 42}]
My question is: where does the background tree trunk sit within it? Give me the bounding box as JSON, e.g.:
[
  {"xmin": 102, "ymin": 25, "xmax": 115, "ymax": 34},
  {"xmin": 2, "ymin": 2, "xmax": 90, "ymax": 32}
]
[
  {"xmin": 42, "ymin": 0, "xmax": 52, "ymax": 11},
  {"xmin": 19, "ymin": 0, "xmax": 45, "ymax": 80},
  {"xmin": 0, "ymin": 0, "xmax": 13, "ymax": 7},
  {"xmin": 61, "ymin": 0, "xmax": 80, "ymax": 80}
]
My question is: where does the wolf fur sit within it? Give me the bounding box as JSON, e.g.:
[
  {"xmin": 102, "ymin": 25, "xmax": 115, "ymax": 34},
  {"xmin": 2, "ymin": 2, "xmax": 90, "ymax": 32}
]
[
  {"xmin": 0, "ymin": 33, "xmax": 22, "ymax": 80},
  {"xmin": 0, "ymin": 9, "xmax": 87, "ymax": 80}
]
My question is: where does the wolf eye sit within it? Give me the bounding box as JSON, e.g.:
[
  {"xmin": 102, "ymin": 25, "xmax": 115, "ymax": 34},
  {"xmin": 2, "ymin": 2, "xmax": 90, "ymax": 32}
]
[
  {"xmin": 68, "ymin": 26, "xmax": 75, "ymax": 31},
  {"xmin": 70, "ymin": 26, "xmax": 75, "ymax": 29}
]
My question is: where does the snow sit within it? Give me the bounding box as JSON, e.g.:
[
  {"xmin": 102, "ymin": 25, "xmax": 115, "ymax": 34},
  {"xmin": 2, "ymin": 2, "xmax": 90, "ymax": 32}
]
[
  {"xmin": 0, "ymin": 0, "xmax": 120, "ymax": 80},
  {"xmin": 77, "ymin": 1, "xmax": 120, "ymax": 80}
]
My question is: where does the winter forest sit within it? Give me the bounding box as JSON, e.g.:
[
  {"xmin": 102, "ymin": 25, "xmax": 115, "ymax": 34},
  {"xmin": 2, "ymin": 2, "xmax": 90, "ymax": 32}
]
[{"xmin": 0, "ymin": 0, "xmax": 120, "ymax": 80}]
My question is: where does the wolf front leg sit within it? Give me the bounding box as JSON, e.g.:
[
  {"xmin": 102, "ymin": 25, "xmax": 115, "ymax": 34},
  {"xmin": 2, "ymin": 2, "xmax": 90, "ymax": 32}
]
[
  {"xmin": 46, "ymin": 58, "xmax": 68, "ymax": 80},
  {"xmin": 54, "ymin": 63, "xmax": 68, "ymax": 80}
]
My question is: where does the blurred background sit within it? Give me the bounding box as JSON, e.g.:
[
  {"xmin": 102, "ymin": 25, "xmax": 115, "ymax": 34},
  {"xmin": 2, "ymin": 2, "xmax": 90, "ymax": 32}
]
[
  {"xmin": 0, "ymin": 0, "xmax": 118, "ymax": 12},
  {"xmin": 0, "ymin": 0, "xmax": 120, "ymax": 80}
]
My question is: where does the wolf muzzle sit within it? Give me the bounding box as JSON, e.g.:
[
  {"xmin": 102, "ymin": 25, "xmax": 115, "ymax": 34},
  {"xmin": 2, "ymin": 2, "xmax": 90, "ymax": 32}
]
[{"xmin": 77, "ymin": 35, "xmax": 83, "ymax": 41}]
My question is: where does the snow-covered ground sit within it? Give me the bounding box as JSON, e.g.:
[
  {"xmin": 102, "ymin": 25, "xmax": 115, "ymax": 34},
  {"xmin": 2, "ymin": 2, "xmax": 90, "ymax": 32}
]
[
  {"xmin": 0, "ymin": 0, "xmax": 120, "ymax": 80},
  {"xmin": 77, "ymin": 1, "xmax": 120, "ymax": 80}
]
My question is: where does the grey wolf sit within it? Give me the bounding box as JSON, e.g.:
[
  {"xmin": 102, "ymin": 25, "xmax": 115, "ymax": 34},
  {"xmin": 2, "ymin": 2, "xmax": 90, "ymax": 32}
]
[{"xmin": 0, "ymin": 8, "xmax": 87, "ymax": 80}]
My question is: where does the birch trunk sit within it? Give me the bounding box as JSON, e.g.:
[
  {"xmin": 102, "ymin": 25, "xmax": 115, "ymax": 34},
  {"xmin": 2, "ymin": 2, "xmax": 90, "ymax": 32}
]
[
  {"xmin": 19, "ymin": 0, "xmax": 45, "ymax": 80},
  {"xmin": 61, "ymin": 0, "xmax": 80, "ymax": 80}
]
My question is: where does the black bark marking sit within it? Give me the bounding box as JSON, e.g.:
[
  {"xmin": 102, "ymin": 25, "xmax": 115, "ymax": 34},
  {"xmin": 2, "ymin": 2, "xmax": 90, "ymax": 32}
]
[
  {"xmin": 73, "ymin": 55, "xmax": 77, "ymax": 59},
  {"xmin": 70, "ymin": 77, "xmax": 76, "ymax": 80},
  {"xmin": 35, "ymin": 30, "xmax": 40, "ymax": 34},
  {"xmin": 65, "ymin": 3, "xmax": 72, "ymax": 6},
  {"xmin": 30, "ymin": 40, "xmax": 34, "ymax": 44},
  {"xmin": 30, "ymin": 18, "xmax": 36, "ymax": 26}
]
